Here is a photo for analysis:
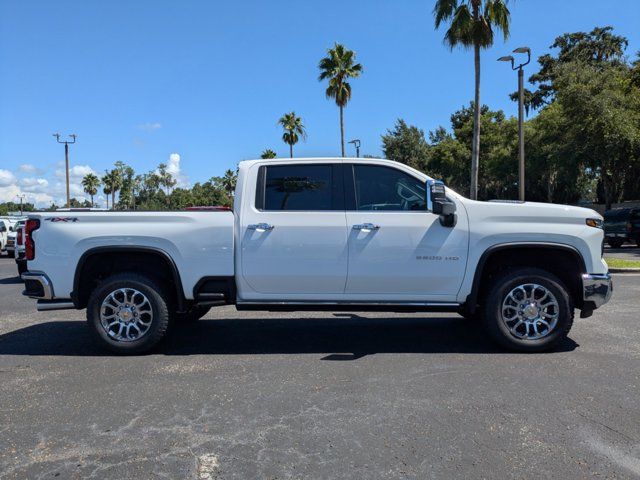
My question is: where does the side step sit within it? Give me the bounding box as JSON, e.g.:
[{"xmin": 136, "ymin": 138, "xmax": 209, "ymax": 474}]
[
  {"xmin": 37, "ymin": 300, "xmax": 76, "ymax": 311},
  {"xmin": 194, "ymin": 292, "xmax": 226, "ymax": 307}
]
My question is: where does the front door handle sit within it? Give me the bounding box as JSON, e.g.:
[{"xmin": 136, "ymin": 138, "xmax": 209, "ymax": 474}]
[
  {"xmin": 353, "ymin": 223, "xmax": 380, "ymax": 232},
  {"xmin": 248, "ymin": 223, "xmax": 274, "ymax": 232}
]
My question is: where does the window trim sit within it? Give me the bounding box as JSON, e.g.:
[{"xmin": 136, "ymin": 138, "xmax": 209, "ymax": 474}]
[
  {"xmin": 345, "ymin": 163, "xmax": 429, "ymax": 213},
  {"xmin": 255, "ymin": 163, "xmax": 345, "ymax": 212}
]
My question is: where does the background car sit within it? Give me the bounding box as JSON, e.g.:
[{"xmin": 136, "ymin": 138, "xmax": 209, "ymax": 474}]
[
  {"xmin": 604, "ymin": 207, "xmax": 640, "ymax": 248},
  {"xmin": 15, "ymin": 221, "xmax": 27, "ymax": 275},
  {"xmin": 0, "ymin": 219, "xmax": 12, "ymax": 255}
]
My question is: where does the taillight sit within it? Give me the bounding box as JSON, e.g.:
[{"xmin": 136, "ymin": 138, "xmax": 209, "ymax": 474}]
[
  {"xmin": 25, "ymin": 219, "xmax": 40, "ymax": 261},
  {"xmin": 17, "ymin": 228, "xmax": 23, "ymax": 246},
  {"xmin": 627, "ymin": 221, "xmax": 633, "ymax": 233}
]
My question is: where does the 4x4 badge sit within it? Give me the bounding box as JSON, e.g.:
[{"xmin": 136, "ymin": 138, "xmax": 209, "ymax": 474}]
[{"xmin": 45, "ymin": 217, "xmax": 79, "ymax": 223}]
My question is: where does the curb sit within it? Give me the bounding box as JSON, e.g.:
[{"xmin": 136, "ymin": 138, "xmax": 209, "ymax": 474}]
[{"xmin": 608, "ymin": 268, "xmax": 640, "ymax": 273}]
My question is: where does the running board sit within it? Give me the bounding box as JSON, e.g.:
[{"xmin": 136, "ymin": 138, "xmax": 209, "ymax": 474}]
[
  {"xmin": 235, "ymin": 302, "xmax": 460, "ymax": 313},
  {"xmin": 37, "ymin": 300, "xmax": 76, "ymax": 311}
]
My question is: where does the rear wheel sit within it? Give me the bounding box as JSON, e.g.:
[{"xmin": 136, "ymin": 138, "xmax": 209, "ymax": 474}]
[
  {"xmin": 87, "ymin": 273, "xmax": 170, "ymax": 354},
  {"xmin": 482, "ymin": 268, "xmax": 574, "ymax": 352},
  {"xmin": 608, "ymin": 238, "xmax": 624, "ymax": 248}
]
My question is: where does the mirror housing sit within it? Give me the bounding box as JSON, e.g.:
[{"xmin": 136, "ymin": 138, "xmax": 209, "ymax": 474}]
[{"xmin": 427, "ymin": 180, "xmax": 457, "ymax": 227}]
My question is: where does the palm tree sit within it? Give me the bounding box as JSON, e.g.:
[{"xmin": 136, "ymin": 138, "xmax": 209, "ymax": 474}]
[
  {"xmin": 81, "ymin": 173, "xmax": 100, "ymax": 207},
  {"xmin": 318, "ymin": 43, "xmax": 363, "ymax": 156},
  {"xmin": 278, "ymin": 112, "xmax": 306, "ymax": 158},
  {"xmin": 434, "ymin": 0, "xmax": 510, "ymax": 200},
  {"xmin": 102, "ymin": 183, "xmax": 112, "ymax": 209},
  {"xmin": 157, "ymin": 163, "xmax": 176, "ymax": 196},
  {"xmin": 260, "ymin": 149, "xmax": 277, "ymax": 159},
  {"xmin": 102, "ymin": 170, "xmax": 121, "ymax": 210},
  {"xmin": 221, "ymin": 169, "xmax": 237, "ymax": 197}
]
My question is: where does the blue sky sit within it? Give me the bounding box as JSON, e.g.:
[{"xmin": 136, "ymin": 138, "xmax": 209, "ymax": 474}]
[{"xmin": 1, "ymin": 0, "xmax": 639, "ymax": 207}]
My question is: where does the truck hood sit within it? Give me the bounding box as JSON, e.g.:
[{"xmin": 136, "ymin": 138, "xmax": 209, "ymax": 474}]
[{"xmin": 462, "ymin": 199, "xmax": 601, "ymax": 225}]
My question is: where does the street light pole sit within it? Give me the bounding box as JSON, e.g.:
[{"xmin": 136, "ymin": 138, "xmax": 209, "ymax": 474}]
[
  {"xmin": 16, "ymin": 194, "xmax": 25, "ymax": 215},
  {"xmin": 53, "ymin": 133, "xmax": 77, "ymax": 208},
  {"xmin": 517, "ymin": 65, "xmax": 525, "ymax": 202},
  {"xmin": 498, "ymin": 47, "xmax": 530, "ymax": 201},
  {"xmin": 348, "ymin": 139, "xmax": 361, "ymax": 158}
]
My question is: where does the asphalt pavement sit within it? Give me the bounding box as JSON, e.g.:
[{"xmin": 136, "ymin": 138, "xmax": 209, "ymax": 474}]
[{"xmin": 0, "ymin": 255, "xmax": 639, "ymax": 479}]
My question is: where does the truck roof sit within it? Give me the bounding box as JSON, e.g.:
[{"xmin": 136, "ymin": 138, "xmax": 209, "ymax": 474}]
[{"xmin": 238, "ymin": 157, "xmax": 392, "ymax": 168}]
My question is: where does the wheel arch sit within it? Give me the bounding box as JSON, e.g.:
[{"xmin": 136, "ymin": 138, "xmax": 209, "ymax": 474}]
[
  {"xmin": 72, "ymin": 246, "xmax": 186, "ymax": 311},
  {"xmin": 465, "ymin": 242, "xmax": 587, "ymax": 314}
]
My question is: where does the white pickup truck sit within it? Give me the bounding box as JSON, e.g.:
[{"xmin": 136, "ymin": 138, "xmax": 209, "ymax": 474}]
[{"xmin": 22, "ymin": 158, "xmax": 612, "ymax": 353}]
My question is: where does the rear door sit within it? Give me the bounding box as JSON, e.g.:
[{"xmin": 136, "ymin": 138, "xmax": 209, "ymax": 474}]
[
  {"xmin": 343, "ymin": 163, "xmax": 468, "ymax": 301},
  {"xmin": 239, "ymin": 162, "xmax": 348, "ymax": 298}
]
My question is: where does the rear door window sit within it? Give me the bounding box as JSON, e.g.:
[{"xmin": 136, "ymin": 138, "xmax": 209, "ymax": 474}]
[{"xmin": 256, "ymin": 164, "xmax": 344, "ymax": 211}]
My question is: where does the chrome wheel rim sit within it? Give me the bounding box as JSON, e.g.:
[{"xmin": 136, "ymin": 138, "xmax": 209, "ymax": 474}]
[
  {"xmin": 501, "ymin": 283, "xmax": 559, "ymax": 340},
  {"xmin": 100, "ymin": 288, "xmax": 153, "ymax": 342}
]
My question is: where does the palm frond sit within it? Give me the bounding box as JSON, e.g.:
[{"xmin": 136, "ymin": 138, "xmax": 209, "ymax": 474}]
[
  {"xmin": 433, "ymin": 0, "xmax": 459, "ymax": 28},
  {"xmin": 444, "ymin": 5, "xmax": 473, "ymax": 48},
  {"xmin": 484, "ymin": 0, "xmax": 510, "ymax": 40}
]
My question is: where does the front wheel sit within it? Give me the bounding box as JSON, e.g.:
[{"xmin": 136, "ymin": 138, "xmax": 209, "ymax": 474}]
[
  {"xmin": 483, "ymin": 268, "xmax": 574, "ymax": 352},
  {"xmin": 87, "ymin": 273, "xmax": 170, "ymax": 354}
]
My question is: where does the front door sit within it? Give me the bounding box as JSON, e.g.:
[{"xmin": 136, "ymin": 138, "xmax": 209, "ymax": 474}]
[
  {"xmin": 240, "ymin": 162, "xmax": 348, "ymax": 298},
  {"xmin": 344, "ymin": 163, "xmax": 468, "ymax": 302}
]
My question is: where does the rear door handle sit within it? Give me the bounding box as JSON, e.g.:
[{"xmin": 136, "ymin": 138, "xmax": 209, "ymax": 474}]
[
  {"xmin": 353, "ymin": 223, "xmax": 380, "ymax": 232},
  {"xmin": 248, "ymin": 223, "xmax": 274, "ymax": 232}
]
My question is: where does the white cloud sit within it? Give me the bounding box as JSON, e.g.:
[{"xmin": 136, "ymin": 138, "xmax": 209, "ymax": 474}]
[
  {"xmin": 137, "ymin": 122, "xmax": 162, "ymax": 132},
  {"xmin": 20, "ymin": 177, "xmax": 49, "ymax": 194},
  {"xmin": 0, "ymin": 169, "xmax": 17, "ymax": 187},
  {"xmin": 162, "ymin": 153, "xmax": 189, "ymax": 188},
  {"xmin": 0, "ymin": 185, "xmax": 20, "ymax": 202},
  {"xmin": 19, "ymin": 164, "xmax": 44, "ymax": 175},
  {"xmin": 55, "ymin": 164, "xmax": 97, "ymax": 181}
]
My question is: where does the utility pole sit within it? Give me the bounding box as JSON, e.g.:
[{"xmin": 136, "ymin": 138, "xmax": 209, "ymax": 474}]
[
  {"xmin": 53, "ymin": 133, "xmax": 77, "ymax": 208},
  {"xmin": 348, "ymin": 139, "xmax": 361, "ymax": 158},
  {"xmin": 16, "ymin": 194, "xmax": 25, "ymax": 215},
  {"xmin": 498, "ymin": 47, "xmax": 530, "ymax": 201}
]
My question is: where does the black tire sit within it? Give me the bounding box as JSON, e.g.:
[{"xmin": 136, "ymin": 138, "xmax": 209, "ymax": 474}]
[
  {"xmin": 608, "ymin": 238, "xmax": 624, "ymax": 248},
  {"xmin": 173, "ymin": 305, "xmax": 211, "ymax": 322},
  {"xmin": 87, "ymin": 273, "xmax": 170, "ymax": 354},
  {"xmin": 482, "ymin": 267, "xmax": 574, "ymax": 352}
]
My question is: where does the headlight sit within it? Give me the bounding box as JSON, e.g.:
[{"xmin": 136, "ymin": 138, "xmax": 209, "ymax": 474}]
[{"xmin": 586, "ymin": 218, "xmax": 603, "ymax": 229}]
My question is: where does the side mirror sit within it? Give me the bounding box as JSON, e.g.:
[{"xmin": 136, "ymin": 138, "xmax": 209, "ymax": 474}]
[{"xmin": 427, "ymin": 180, "xmax": 457, "ymax": 227}]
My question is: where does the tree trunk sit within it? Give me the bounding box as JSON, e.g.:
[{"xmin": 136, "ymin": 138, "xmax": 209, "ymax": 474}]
[
  {"xmin": 90, "ymin": 194, "xmax": 94, "ymax": 208},
  {"xmin": 112, "ymin": 192, "xmax": 115, "ymax": 210},
  {"xmin": 290, "ymin": 143, "xmax": 293, "ymax": 158},
  {"xmin": 106, "ymin": 194, "xmax": 109, "ymax": 209},
  {"xmin": 603, "ymin": 173, "xmax": 613, "ymax": 210},
  {"xmin": 470, "ymin": 43, "xmax": 481, "ymax": 200},
  {"xmin": 340, "ymin": 105, "xmax": 345, "ymax": 157}
]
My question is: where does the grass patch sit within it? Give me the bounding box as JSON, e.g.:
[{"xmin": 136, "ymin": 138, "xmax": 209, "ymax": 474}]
[{"xmin": 605, "ymin": 257, "xmax": 640, "ymax": 269}]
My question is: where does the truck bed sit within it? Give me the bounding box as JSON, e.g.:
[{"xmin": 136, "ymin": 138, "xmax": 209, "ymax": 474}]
[{"xmin": 27, "ymin": 211, "xmax": 234, "ymax": 301}]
